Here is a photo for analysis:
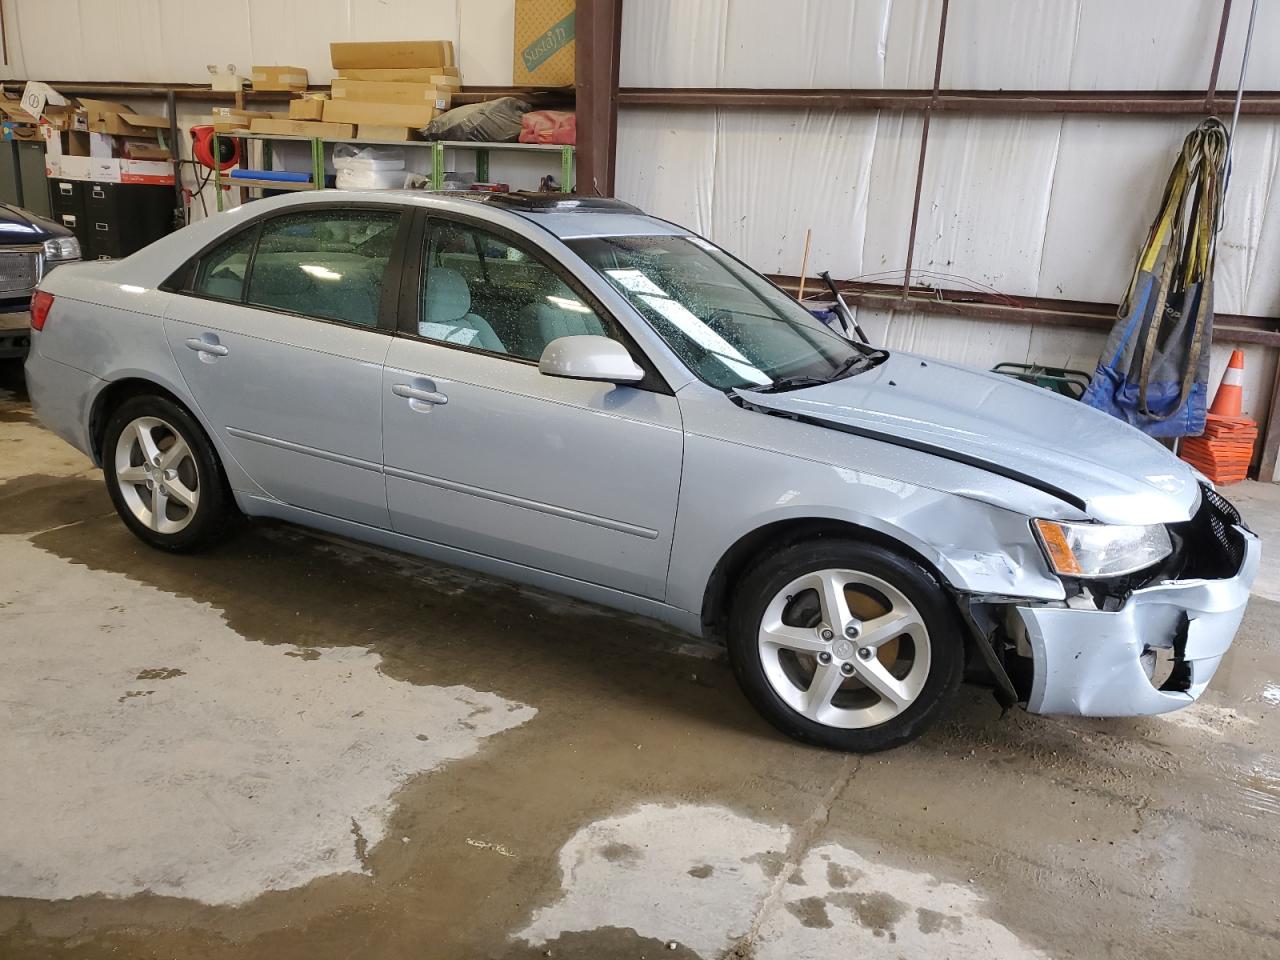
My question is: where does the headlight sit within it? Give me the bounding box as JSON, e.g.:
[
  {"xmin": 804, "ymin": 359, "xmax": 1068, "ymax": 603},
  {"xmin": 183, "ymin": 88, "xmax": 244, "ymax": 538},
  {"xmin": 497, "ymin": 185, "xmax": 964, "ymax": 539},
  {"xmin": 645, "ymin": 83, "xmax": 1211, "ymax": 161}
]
[
  {"xmin": 1033, "ymin": 519, "xmax": 1172, "ymax": 578},
  {"xmin": 43, "ymin": 236, "xmax": 80, "ymax": 261}
]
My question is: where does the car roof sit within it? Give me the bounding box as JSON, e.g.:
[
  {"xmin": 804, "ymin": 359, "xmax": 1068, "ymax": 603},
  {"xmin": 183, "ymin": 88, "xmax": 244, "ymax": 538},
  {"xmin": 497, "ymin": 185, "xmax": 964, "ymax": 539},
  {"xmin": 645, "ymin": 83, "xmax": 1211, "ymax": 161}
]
[{"xmin": 376, "ymin": 190, "xmax": 690, "ymax": 240}]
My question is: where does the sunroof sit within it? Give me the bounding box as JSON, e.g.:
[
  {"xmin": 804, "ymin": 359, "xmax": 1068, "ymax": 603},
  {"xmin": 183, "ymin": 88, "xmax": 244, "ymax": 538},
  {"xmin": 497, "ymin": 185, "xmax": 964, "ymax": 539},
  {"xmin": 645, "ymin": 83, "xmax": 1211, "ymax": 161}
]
[{"xmin": 451, "ymin": 192, "xmax": 644, "ymax": 214}]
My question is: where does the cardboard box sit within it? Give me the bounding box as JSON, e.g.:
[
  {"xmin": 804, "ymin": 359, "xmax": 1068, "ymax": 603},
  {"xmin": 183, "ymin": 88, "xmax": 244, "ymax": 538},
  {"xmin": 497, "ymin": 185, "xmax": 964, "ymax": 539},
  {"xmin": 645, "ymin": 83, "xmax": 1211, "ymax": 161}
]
[
  {"xmin": 288, "ymin": 98, "xmax": 328, "ymax": 121},
  {"xmin": 91, "ymin": 158, "xmax": 122, "ymax": 183},
  {"xmin": 120, "ymin": 158, "xmax": 175, "ymax": 184},
  {"xmin": 44, "ymin": 128, "xmax": 91, "ymax": 160},
  {"xmin": 337, "ymin": 66, "xmax": 459, "ymax": 82},
  {"xmin": 514, "ymin": 0, "xmax": 575, "ymax": 87},
  {"xmin": 251, "ymin": 65, "xmax": 310, "ymax": 92},
  {"xmin": 58, "ymin": 156, "xmax": 94, "ymax": 180},
  {"xmin": 330, "ymin": 80, "xmax": 451, "ymax": 109},
  {"xmin": 249, "ymin": 117, "xmax": 355, "ymax": 139},
  {"xmin": 78, "ymin": 98, "xmax": 169, "ymax": 138},
  {"xmin": 13, "ymin": 89, "xmax": 85, "ymax": 133},
  {"xmin": 356, "ymin": 124, "xmax": 415, "ymax": 142},
  {"xmin": 323, "ymin": 99, "xmax": 436, "ymax": 128},
  {"xmin": 1, "ymin": 122, "xmax": 42, "ymax": 142},
  {"xmin": 123, "ymin": 139, "xmax": 171, "ymax": 161},
  {"xmin": 330, "ymin": 40, "xmax": 455, "ymax": 70},
  {"xmin": 213, "ymin": 107, "xmax": 273, "ymax": 121},
  {"xmin": 88, "ymin": 132, "xmax": 114, "ymax": 158}
]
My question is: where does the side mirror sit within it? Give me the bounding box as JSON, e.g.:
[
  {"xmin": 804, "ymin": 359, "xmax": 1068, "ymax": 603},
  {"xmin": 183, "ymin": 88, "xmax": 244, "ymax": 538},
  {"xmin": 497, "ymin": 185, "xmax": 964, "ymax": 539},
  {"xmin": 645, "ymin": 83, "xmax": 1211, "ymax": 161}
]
[{"xmin": 538, "ymin": 335, "xmax": 645, "ymax": 384}]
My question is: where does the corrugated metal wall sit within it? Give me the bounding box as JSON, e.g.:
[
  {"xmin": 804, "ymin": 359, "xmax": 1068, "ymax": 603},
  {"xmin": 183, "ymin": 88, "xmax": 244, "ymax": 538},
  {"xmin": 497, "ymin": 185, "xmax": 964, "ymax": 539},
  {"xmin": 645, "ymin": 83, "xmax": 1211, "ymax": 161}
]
[{"xmin": 615, "ymin": 0, "xmax": 1280, "ymax": 425}]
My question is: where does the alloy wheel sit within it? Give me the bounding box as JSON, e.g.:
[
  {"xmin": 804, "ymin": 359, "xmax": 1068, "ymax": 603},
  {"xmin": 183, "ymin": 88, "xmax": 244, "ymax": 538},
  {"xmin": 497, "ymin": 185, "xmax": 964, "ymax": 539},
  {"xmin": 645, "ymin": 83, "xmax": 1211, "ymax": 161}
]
[
  {"xmin": 756, "ymin": 568, "xmax": 932, "ymax": 729},
  {"xmin": 113, "ymin": 416, "xmax": 201, "ymax": 535}
]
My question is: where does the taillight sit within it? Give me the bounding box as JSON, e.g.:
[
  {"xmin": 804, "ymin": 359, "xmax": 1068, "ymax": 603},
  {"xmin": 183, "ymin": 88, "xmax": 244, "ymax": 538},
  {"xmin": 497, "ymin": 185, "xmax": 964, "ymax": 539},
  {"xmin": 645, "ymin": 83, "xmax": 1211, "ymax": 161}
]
[{"xmin": 30, "ymin": 290, "xmax": 54, "ymax": 331}]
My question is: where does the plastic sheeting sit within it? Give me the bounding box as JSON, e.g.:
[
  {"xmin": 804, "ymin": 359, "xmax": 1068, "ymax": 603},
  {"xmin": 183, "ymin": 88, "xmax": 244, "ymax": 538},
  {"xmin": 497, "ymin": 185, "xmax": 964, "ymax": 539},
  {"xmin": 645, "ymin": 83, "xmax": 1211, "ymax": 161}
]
[
  {"xmin": 1, "ymin": 0, "xmax": 518, "ymax": 85},
  {"xmin": 621, "ymin": 0, "xmax": 1280, "ymax": 90},
  {"xmin": 617, "ymin": 0, "xmax": 1280, "ymax": 447}
]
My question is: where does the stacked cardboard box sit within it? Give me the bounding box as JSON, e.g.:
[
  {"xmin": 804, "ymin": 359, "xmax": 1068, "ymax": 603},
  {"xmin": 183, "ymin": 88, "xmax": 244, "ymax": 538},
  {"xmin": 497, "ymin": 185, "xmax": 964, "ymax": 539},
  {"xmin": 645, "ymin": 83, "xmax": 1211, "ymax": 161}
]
[
  {"xmin": 326, "ymin": 40, "xmax": 460, "ymax": 141},
  {"xmin": 38, "ymin": 96, "xmax": 174, "ymax": 183},
  {"xmin": 251, "ymin": 66, "xmax": 310, "ymax": 93}
]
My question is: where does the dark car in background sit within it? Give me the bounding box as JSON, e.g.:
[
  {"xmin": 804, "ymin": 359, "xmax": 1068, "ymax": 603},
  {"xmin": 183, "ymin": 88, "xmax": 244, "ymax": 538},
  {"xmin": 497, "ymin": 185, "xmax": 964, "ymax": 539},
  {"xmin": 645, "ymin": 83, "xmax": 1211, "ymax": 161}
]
[{"xmin": 0, "ymin": 203, "xmax": 80, "ymax": 358}]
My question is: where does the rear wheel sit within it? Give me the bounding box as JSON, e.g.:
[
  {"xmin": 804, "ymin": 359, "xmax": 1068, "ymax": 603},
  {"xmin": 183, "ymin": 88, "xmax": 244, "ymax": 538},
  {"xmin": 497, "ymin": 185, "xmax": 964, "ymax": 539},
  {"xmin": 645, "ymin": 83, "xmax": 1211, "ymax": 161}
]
[
  {"xmin": 102, "ymin": 395, "xmax": 232, "ymax": 552},
  {"xmin": 727, "ymin": 538, "xmax": 963, "ymax": 752}
]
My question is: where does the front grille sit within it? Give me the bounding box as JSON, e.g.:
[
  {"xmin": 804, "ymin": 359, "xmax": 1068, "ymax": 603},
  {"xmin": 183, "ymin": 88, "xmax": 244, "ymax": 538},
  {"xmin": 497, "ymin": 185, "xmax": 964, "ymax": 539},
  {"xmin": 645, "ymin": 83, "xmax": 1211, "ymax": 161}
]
[
  {"xmin": 1167, "ymin": 483, "xmax": 1245, "ymax": 580},
  {"xmin": 1199, "ymin": 484, "xmax": 1246, "ymax": 568},
  {"xmin": 0, "ymin": 251, "xmax": 38, "ymax": 295}
]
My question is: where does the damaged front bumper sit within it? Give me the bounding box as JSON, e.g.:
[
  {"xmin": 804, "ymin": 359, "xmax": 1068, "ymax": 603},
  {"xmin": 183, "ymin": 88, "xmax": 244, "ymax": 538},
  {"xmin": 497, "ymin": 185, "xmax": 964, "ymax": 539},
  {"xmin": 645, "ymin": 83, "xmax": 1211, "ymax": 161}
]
[{"xmin": 1017, "ymin": 520, "xmax": 1259, "ymax": 717}]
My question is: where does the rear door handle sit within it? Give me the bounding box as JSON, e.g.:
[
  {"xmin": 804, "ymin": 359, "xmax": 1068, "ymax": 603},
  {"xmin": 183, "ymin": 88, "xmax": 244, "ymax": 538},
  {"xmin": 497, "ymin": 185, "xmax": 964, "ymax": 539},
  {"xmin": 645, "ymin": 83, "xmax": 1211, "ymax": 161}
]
[
  {"xmin": 392, "ymin": 382, "xmax": 448, "ymax": 406},
  {"xmin": 185, "ymin": 336, "xmax": 229, "ymax": 357}
]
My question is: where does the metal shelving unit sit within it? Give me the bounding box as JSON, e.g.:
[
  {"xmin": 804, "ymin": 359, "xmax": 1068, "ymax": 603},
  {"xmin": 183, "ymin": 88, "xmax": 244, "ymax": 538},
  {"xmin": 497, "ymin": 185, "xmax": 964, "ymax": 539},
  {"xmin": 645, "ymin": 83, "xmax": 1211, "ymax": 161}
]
[{"xmin": 212, "ymin": 131, "xmax": 574, "ymax": 211}]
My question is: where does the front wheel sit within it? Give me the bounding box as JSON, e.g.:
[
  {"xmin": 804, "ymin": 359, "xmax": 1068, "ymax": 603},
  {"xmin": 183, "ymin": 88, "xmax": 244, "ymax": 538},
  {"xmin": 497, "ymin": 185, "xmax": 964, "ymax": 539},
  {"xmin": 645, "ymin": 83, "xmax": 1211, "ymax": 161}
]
[
  {"xmin": 727, "ymin": 538, "xmax": 964, "ymax": 752},
  {"xmin": 102, "ymin": 395, "xmax": 233, "ymax": 552}
]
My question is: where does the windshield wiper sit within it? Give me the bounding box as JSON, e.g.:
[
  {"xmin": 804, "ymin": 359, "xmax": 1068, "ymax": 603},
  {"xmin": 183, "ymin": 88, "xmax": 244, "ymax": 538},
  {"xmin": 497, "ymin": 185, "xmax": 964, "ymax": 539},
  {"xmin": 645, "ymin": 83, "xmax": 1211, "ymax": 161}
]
[
  {"xmin": 749, "ymin": 375, "xmax": 831, "ymax": 394},
  {"xmin": 750, "ymin": 349, "xmax": 890, "ymax": 394}
]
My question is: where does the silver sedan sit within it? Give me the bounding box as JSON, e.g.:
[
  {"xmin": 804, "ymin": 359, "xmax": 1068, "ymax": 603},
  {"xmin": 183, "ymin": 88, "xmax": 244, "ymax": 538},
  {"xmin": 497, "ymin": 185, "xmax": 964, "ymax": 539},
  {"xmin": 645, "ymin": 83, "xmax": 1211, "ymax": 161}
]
[{"xmin": 23, "ymin": 191, "xmax": 1259, "ymax": 751}]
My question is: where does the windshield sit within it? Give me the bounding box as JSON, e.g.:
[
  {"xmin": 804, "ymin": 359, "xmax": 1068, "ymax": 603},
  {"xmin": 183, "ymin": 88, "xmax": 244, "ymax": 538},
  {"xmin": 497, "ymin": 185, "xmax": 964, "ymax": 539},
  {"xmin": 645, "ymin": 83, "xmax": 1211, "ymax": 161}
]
[{"xmin": 567, "ymin": 235, "xmax": 873, "ymax": 391}]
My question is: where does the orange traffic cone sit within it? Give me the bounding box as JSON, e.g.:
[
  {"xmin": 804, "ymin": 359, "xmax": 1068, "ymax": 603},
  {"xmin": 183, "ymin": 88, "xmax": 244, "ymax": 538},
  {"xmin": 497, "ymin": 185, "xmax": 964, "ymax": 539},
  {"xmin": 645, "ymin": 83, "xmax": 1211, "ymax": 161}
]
[
  {"xmin": 1180, "ymin": 349, "xmax": 1257, "ymax": 484},
  {"xmin": 1208, "ymin": 349, "xmax": 1246, "ymax": 417}
]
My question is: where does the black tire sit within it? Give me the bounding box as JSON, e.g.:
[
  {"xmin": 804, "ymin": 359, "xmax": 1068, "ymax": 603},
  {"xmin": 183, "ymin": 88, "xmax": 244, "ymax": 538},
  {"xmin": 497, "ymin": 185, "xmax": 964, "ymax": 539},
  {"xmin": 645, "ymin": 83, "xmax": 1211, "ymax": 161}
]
[
  {"xmin": 727, "ymin": 537, "xmax": 964, "ymax": 752},
  {"xmin": 101, "ymin": 394, "xmax": 234, "ymax": 553}
]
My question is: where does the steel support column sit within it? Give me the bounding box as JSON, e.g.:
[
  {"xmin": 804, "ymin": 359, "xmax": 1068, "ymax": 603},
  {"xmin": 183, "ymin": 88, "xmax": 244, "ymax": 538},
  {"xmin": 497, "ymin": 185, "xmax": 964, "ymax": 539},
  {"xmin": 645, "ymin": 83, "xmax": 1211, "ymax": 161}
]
[{"xmin": 574, "ymin": 0, "xmax": 623, "ymax": 196}]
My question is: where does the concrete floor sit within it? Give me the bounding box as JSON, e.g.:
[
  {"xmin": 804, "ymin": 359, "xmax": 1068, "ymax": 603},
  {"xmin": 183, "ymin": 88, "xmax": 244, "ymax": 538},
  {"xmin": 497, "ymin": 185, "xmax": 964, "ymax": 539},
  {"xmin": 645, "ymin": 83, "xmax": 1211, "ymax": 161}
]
[{"xmin": 1, "ymin": 357, "xmax": 1278, "ymax": 960}]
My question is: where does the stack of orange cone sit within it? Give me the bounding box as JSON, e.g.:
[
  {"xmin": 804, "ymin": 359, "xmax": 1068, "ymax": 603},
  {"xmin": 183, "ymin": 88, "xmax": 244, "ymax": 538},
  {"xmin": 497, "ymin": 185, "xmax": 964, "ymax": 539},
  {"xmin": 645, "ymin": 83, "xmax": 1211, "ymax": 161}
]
[{"xmin": 1179, "ymin": 349, "xmax": 1258, "ymax": 485}]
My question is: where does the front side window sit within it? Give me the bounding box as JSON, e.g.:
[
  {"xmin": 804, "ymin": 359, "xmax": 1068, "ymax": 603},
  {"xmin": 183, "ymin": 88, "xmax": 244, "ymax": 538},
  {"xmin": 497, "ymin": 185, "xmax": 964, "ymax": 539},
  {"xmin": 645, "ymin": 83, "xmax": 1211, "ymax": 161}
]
[
  {"xmin": 568, "ymin": 235, "xmax": 871, "ymax": 391},
  {"xmin": 418, "ymin": 220, "xmax": 609, "ymax": 361},
  {"xmin": 245, "ymin": 210, "xmax": 400, "ymax": 327}
]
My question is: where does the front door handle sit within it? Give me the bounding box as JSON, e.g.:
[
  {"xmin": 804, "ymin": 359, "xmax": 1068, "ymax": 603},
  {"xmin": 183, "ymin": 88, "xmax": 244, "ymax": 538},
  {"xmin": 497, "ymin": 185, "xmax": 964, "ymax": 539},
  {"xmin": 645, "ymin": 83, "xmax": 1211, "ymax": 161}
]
[
  {"xmin": 185, "ymin": 336, "xmax": 229, "ymax": 357},
  {"xmin": 392, "ymin": 382, "xmax": 448, "ymax": 406}
]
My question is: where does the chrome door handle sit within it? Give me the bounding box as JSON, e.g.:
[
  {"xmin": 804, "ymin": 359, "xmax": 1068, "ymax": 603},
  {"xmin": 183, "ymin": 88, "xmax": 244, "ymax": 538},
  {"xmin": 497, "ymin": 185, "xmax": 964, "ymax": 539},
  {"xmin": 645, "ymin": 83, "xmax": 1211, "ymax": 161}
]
[
  {"xmin": 392, "ymin": 383, "xmax": 448, "ymax": 406},
  {"xmin": 185, "ymin": 337, "xmax": 229, "ymax": 357}
]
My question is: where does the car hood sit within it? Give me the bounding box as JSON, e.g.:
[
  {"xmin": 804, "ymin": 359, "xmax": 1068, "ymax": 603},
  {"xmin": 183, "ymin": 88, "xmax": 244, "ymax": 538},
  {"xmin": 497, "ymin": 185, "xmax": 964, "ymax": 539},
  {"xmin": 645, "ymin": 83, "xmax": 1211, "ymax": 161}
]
[
  {"xmin": 735, "ymin": 351, "xmax": 1200, "ymax": 525},
  {"xmin": 0, "ymin": 202, "xmax": 67, "ymax": 242}
]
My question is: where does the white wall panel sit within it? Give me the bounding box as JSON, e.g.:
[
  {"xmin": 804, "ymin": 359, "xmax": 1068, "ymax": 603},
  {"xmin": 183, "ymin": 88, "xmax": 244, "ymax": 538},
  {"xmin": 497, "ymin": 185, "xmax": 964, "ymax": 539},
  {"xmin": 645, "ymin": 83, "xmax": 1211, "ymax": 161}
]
[
  {"xmin": 719, "ymin": 0, "xmax": 893, "ymax": 89},
  {"xmin": 940, "ymin": 0, "xmax": 1080, "ymax": 90},
  {"xmin": 459, "ymin": 0, "xmax": 517, "ymax": 86},
  {"xmin": 0, "ymin": 0, "xmax": 511, "ymax": 84},
  {"xmin": 859, "ymin": 111, "xmax": 924, "ymax": 280},
  {"xmin": 615, "ymin": 107, "xmax": 717, "ymax": 235},
  {"xmin": 855, "ymin": 307, "xmax": 1042, "ymax": 370},
  {"xmin": 241, "ymin": 0, "xmax": 353, "ymax": 84},
  {"xmin": 620, "ymin": 0, "xmax": 939, "ymax": 89},
  {"xmin": 1217, "ymin": 119, "xmax": 1280, "ymax": 318},
  {"xmin": 1070, "ymin": 0, "xmax": 1280, "ymax": 91},
  {"xmin": 1035, "ymin": 117, "xmax": 1188, "ymax": 304},
  {"xmin": 620, "ymin": 0, "xmax": 727, "ymax": 88},
  {"xmin": 912, "ymin": 114, "xmax": 1064, "ymax": 296},
  {"xmin": 710, "ymin": 109, "xmax": 879, "ymax": 278}
]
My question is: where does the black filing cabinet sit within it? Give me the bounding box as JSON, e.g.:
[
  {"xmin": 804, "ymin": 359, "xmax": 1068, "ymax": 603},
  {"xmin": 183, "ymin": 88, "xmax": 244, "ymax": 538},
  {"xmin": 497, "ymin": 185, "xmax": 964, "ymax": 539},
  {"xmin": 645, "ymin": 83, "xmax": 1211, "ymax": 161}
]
[
  {"xmin": 49, "ymin": 178, "xmax": 89, "ymax": 247},
  {"xmin": 84, "ymin": 183, "xmax": 174, "ymax": 260}
]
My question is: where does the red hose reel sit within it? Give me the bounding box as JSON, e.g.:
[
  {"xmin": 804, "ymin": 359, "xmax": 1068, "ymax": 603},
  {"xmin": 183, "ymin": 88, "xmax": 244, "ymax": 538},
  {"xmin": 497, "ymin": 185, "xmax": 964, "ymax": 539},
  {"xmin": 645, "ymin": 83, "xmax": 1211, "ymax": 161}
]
[{"xmin": 190, "ymin": 125, "xmax": 239, "ymax": 171}]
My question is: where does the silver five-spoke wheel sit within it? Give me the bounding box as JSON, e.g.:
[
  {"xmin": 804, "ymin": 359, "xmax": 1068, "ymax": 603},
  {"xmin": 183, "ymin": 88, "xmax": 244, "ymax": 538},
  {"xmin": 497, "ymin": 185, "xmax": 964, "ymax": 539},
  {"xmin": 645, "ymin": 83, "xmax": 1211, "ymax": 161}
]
[
  {"xmin": 113, "ymin": 416, "xmax": 201, "ymax": 535},
  {"xmin": 757, "ymin": 568, "xmax": 931, "ymax": 729}
]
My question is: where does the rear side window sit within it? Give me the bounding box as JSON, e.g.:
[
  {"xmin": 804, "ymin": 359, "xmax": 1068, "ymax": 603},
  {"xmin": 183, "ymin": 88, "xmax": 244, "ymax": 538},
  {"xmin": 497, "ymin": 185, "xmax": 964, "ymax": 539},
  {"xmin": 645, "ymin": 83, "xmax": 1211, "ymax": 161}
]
[
  {"xmin": 192, "ymin": 227, "xmax": 257, "ymax": 302},
  {"xmin": 245, "ymin": 210, "xmax": 400, "ymax": 328}
]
